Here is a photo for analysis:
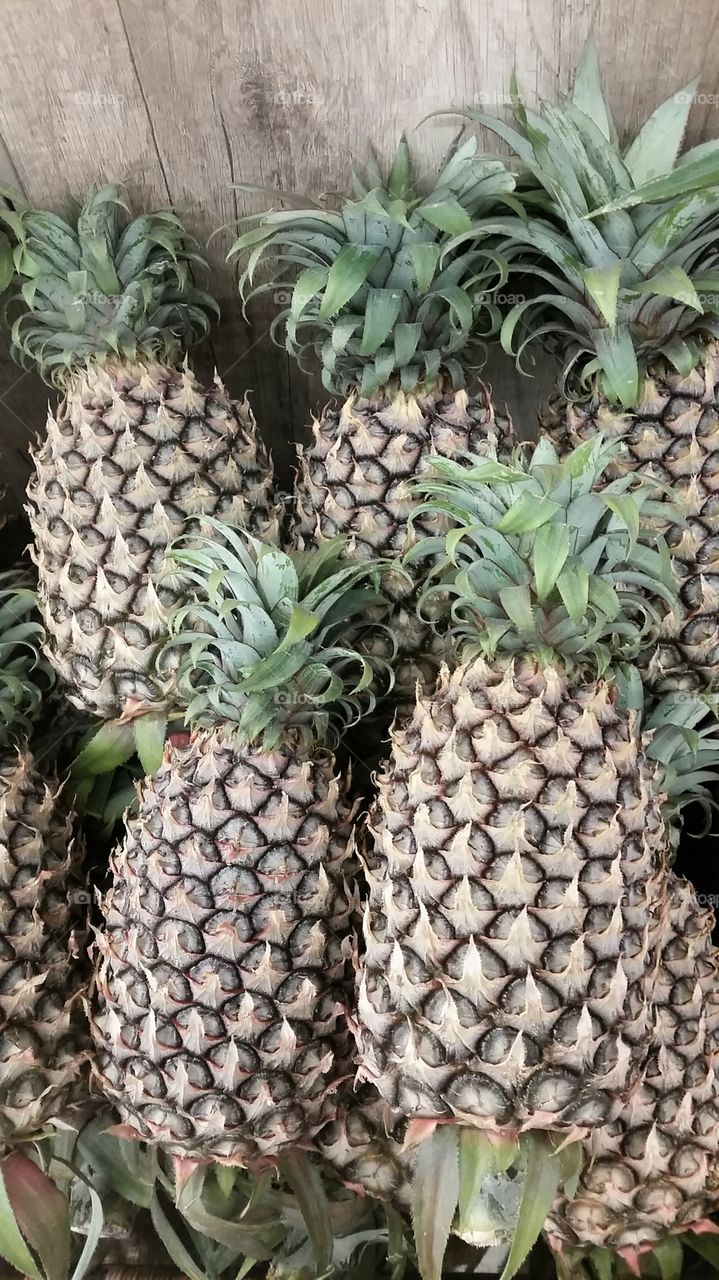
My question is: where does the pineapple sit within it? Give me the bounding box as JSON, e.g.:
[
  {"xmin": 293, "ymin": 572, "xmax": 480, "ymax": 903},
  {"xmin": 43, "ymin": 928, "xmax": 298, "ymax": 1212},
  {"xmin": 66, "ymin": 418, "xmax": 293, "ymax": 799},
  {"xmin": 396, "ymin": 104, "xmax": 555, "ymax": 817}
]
[
  {"xmin": 353, "ymin": 437, "xmax": 684, "ymax": 1273},
  {"xmin": 90, "ymin": 526, "xmax": 388, "ymax": 1163},
  {"xmin": 356, "ymin": 437, "xmax": 679, "ymax": 1131},
  {"xmin": 2, "ymin": 186, "xmax": 279, "ymax": 720},
  {"xmin": 230, "ymin": 137, "xmax": 516, "ymax": 693},
  {"xmin": 466, "ymin": 43, "xmax": 719, "ymax": 691},
  {"xmin": 547, "ymin": 873, "xmax": 719, "ymax": 1268},
  {"xmin": 0, "ymin": 575, "xmax": 88, "ymax": 1145}
]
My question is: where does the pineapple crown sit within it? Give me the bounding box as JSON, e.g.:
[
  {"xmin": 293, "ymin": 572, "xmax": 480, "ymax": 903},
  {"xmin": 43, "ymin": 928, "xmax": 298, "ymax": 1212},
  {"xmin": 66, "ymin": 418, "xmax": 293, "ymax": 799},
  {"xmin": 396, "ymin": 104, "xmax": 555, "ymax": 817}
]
[
  {"xmin": 464, "ymin": 41, "xmax": 719, "ymax": 406},
  {"xmin": 0, "ymin": 572, "xmax": 54, "ymax": 748},
  {"xmin": 157, "ymin": 523, "xmax": 391, "ymax": 751},
  {"xmin": 408, "ymin": 435, "xmax": 679, "ymax": 672},
  {"xmin": 0, "ymin": 184, "xmax": 218, "ymax": 385},
  {"xmin": 229, "ymin": 135, "xmax": 516, "ymax": 397}
]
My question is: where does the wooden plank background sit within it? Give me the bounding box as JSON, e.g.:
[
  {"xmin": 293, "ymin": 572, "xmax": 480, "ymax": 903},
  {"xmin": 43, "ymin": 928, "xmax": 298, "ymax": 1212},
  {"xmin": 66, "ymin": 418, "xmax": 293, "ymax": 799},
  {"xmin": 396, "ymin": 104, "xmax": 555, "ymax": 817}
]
[{"xmin": 1, "ymin": 0, "xmax": 718, "ymax": 515}]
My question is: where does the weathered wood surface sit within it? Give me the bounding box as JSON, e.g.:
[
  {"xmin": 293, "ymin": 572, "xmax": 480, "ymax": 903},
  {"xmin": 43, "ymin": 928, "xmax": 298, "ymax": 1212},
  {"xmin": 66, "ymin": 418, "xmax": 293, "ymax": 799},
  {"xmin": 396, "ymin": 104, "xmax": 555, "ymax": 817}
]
[{"xmin": 0, "ymin": 0, "xmax": 718, "ymax": 513}]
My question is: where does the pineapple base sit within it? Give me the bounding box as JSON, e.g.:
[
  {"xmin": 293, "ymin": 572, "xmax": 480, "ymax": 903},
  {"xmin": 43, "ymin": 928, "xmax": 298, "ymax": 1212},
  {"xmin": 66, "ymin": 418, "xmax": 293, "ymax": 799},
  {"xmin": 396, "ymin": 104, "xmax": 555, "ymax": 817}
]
[{"xmin": 547, "ymin": 876, "xmax": 719, "ymax": 1254}]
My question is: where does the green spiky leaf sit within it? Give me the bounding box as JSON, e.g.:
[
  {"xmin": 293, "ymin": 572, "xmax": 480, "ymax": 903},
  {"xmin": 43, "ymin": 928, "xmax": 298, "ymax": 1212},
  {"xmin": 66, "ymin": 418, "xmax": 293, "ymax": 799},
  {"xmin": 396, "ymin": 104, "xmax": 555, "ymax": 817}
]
[
  {"xmin": 279, "ymin": 1151, "xmax": 333, "ymax": 1274},
  {"xmin": 586, "ymin": 1247, "xmax": 614, "ymax": 1280},
  {"xmin": 0, "ymin": 235, "xmax": 13, "ymax": 293},
  {"xmin": 412, "ymin": 1127, "xmax": 459, "ymax": 1280},
  {"xmin": 133, "ymin": 712, "xmax": 168, "ymax": 776},
  {"xmin": 572, "ymin": 39, "xmax": 614, "ymax": 142},
  {"xmin": 590, "ymin": 150, "xmax": 719, "ymax": 214},
  {"xmin": 70, "ymin": 720, "xmax": 137, "ymax": 778},
  {"xmin": 159, "ymin": 526, "xmax": 390, "ymax": 750},
  {"xmin": 463, "ymin": 51, "xmax": 719, "ymax": 402},
  {"xmin": 532, "ymin": 523, "xmax": 572, "ymax": 599},
  {"xmin": 360, "ymin": 288, "xmax": 404, "ymax": 356},
  {"xmin": 410, "ymin": 438, "xmax": 677, "ymax": 669},
  {"xmin": 683, "ymin": 1231, "xmax": 719, "ymax": 1267},
  {"xmin": 556, "ymin": 562, "xmax": 589, "ymax": 623},
  {"xmin": 594, "ymin": 327, "xmax": 639, "ymax": 407},
  {"xmin": 318, "ymin": 244, "xmax": 384, "ymax": 320},
  {"xmin": 230, "ymin": 136, "xmax": 515, "ymax": 394},
  {"xmin": 387, "ymin": 137, "xmax": 413, "ymax": 199},
  {"xmin": 149, "ymin": 1193, "xmax": 207, "ymax": 1280},
  {"xmin": 499, "ymin": 1135, "xmax": 564, "ymax": 1280},
  {"xmin": 652, "ymin": 1236, "xmax": 684, "ymax": 1280},
  {"xmin": 623, "ymin": 83, "xmax": 697, "ymax": 185},
  {"xmin": 0, "ymin": 574, "xmax": 54, "ymax": 749},
  {"xmin": 457, "ymin": 1131, "xmax": 517, "ymax": 1237},
  {"xmin": 419, "ymin": 198, "xmax": 474, "ymax": 234},
  {"xmin": 583, "ymin": 263, "xmax": 622, "ymax": 327},
  {"xmin": 0, "ymin": 1156, "xmax": 70, "ymax": 1280},
  {"xmin": 0, "ymin": 185, "xmax": 216, "ymax": 385},
  {"xmin": 632, "ymin": 264, "xmax": 702, "ymax": 311}
]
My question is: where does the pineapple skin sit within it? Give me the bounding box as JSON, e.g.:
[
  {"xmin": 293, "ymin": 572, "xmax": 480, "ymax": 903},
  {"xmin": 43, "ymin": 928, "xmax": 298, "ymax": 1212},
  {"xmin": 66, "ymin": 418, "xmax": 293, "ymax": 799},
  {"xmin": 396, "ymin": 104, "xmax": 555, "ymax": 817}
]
[
  {"xmin": 90, "ymin": 732, "xmax": 359, "ymax": 1162},
  {"xmin": 317, "ymin": 1085, "xmax": 414, "ymax": 1208},
  {"xmin": 28, "ymin": 360, "xmax": 280, "ymax": 720},
  {"xmin": 294, "ymin": 385, "xmax": 514, "ymax": 696},
  {"xmin": 0, "ymin": 750, "xmax": 88, "ymax": 1143},
  {"xmin": 295, "ymin": 384, "xmax": 512, "ymax": 560},
  {"xmin": 547, "ymin": 875, "xmax": 719, "ymax": 1257},
  {"xmin": 543, "ymin": 345, "xmax": 719, "ymax": 692},
  {"xmin": 356, "ymin": 655, "xmax": 668, "ymax": 1132}
]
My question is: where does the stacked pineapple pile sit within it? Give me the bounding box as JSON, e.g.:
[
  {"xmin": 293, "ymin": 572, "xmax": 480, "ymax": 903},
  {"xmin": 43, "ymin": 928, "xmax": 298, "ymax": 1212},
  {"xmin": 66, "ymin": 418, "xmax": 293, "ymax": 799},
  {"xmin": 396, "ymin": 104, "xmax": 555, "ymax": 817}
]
[{"xmin": 4, "ymin": 42, "xmax": 719, "ymax": 1280}]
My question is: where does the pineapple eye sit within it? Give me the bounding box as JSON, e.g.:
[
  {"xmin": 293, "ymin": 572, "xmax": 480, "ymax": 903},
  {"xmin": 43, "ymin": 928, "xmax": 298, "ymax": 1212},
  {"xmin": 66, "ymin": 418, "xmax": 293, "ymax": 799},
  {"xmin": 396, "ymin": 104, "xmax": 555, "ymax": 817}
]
[{"xmin": 444, "ymin": 1070, "xmax": 512, "ymax": 1124}]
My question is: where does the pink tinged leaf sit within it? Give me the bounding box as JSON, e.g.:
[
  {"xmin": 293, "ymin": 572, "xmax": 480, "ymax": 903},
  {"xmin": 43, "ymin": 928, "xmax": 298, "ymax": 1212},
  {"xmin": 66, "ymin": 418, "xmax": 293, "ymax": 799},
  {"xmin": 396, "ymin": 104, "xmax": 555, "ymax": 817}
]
[
  {"xmin": 0, "ymin": 1164, "xmax": 42, "ymax": 1280},
  {"xmin": 173, "ymin": 1155, "xmax": 208, "ymax": 1200},
  {"xmin": 118, "ymin": 696, "xmax": 156, "ymax": 724},
  {"xmin": 412, "ymin": 1125, "xmax": 460, "ymax": 1280},
  {"xmin": 620, "ymin": 1251, "xmax": 643, "ymax": 1277},
  {"xmin": 402, "ymin": 1117, "xmax": 443, "ymax": 1152},
  {"xmin": 1, "ymin": 1154, "xmax": 71, "ymax": 1280},
  {"xmin": 104, "ymin": 1122, "xmax": 145, "ymax": 1141}
]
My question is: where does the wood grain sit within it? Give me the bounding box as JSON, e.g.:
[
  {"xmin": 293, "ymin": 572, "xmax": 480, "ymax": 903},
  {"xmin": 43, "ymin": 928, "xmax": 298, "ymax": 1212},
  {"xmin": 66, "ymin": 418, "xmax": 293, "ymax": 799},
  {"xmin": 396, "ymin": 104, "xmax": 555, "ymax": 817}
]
[{"xmin": 0, "ymin": 0, "xmax": 717, "ymax": 510}]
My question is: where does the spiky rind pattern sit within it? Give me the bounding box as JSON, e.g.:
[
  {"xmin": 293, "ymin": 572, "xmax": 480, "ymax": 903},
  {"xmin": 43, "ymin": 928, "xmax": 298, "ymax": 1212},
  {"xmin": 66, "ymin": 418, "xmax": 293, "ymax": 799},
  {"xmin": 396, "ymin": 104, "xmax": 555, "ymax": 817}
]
[
  {"xmin": 356, "ymin": 656, "xmax": 668, "ymax": 1132},
  {"xmin": 28, "ymin": 360, "xmax": 280, "ymax": 719},
  {"xmin": 547, "ymin": 876, "xmax": 719, "ymax": 1256},
  {"xmin": 295, "ymin": 385, "xmax": 511, "ymax": 565},
  {"xmin": 90, "ymin": 734, "xmax": 359, "ymax": 1162},
  {"xmin": 0, "ymin": 751, "xmax": 88, "ymax": 1143},
  {"xmin": 543, "ymin": 346, "xmax": 719, "ymax": 692},
  {"xmin": 294, "ymin": 386, "xmax": 512, "ymax": 693},
  {"xmin": 317, "ymin": 1086, "xmax": 413, "ymax": 1208}
]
